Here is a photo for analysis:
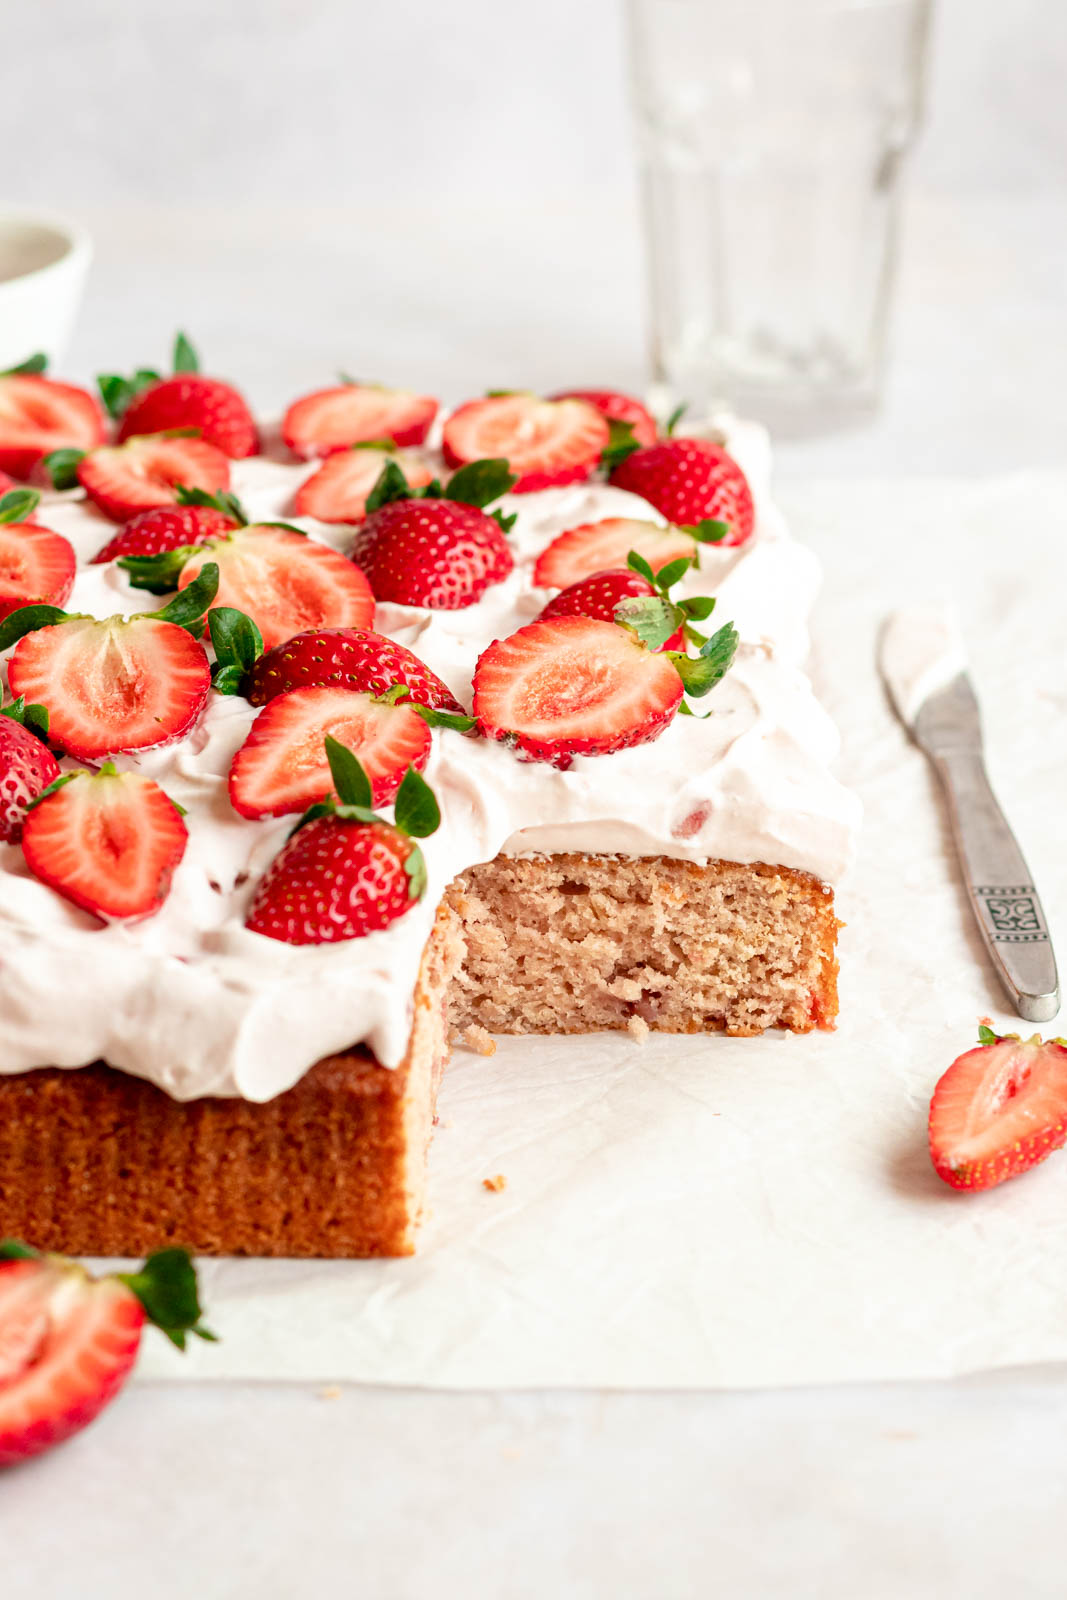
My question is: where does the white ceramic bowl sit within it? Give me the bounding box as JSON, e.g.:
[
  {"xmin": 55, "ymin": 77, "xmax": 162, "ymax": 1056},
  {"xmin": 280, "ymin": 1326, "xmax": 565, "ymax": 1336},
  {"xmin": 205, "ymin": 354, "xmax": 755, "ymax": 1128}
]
[{"xmin": 0, "ymin": 212, "xmax": 92, "ymax": 371}]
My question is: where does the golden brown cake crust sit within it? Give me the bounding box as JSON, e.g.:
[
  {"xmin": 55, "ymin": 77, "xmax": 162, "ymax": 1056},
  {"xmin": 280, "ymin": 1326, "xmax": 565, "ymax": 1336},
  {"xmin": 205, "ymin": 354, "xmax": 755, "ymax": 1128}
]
[{"xmin": 0, "ymin": 856, "xmax": 840, "ymax": 1259}]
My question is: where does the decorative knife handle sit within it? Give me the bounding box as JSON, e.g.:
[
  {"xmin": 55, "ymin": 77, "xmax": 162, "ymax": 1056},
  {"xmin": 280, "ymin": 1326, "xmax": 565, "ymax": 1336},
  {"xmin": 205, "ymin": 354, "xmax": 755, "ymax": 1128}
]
[{"xmin": 932, "ymin": 751, "xmax": 1060, "ymax": 1024}]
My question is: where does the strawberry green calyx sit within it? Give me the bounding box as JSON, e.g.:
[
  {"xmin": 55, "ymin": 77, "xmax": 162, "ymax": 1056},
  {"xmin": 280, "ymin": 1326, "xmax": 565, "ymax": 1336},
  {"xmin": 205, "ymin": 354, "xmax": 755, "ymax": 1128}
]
[
  {"xmin": 44, "ymin": 448, "xmax": 86, "ymax": 491},
  {"xmin": 0, "ymin": 487, "xmax": 40, "ymax": 524},
  {"xmin": 977, "ymin": 1023, "xmax": 1000, "ymax": 1045},
  {"xmin": 1, "ymin": 352, "xmax": 48, "ymax": 376},
  {"xmin": 295, "ymin": 736, "xmax": 442, "ymax": 902},
  {"xmin": 0, "ymin": 1239, "xmax": 216, "ymax": 1352},
  {"xmin": 364, "ymin": 457, "xmax": 518, "ymax": 534},
  {"xmin": 172, "ymin": 332, "xmax": 199, "ymax": 375},
  {"xmin": 176, "ymin": 484, "xmax": 249, "ymax": 525},
  {"xmin": 0, "ymin": 695, "xmax": 50, "ymax": 742},
  {"xmin": 668, "ymin": 620, "xmax": 739, "ymax": 699},
  {"xmin": 0, "ymin": 603, "xmax": 86, "ymax": 652},
  {"xmin": 144, "ymin": 563, "xmax": 220, "ymax": 636},
  {"xmin": 97, "ymin": 333, "xmax": 201, "ymax": 420},
  {"xmin": 375, "ymin": 682, "xmax": 476, "ymax": 733},
  {"xmin": 208, "ymin": 605, "xmax": 264, "ymax": 695},
  {"xmin": 614, "ymin": 548, "xmax": 720, "ymax": 650},
  {"xmin": 664, "ymin": 402, "xmax": 687, "ymax": 437},
  {"xmin": 600, "ymin": 418, "xmax": 640, "ymax": 473}
]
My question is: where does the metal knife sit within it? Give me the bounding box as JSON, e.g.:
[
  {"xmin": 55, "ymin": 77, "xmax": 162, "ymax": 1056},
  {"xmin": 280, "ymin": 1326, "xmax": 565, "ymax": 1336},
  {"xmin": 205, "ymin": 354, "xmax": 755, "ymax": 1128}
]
[{"xmin": 880, "ymin": 609, "xmax": 1060, "ymax": 1024}]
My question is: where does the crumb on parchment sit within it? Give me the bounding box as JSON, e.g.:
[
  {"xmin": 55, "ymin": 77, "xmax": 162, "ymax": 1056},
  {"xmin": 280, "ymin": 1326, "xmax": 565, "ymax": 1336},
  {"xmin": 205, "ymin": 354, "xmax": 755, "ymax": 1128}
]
[
  {"xmin": 482, "ymin": 1174, "xmax": 507, "ymax": 1193},
  {"xmin": 462, "ymin": 1024, "xmax": 497, "ymax": 1056},
  {"xmin": 627, "ymin": 1014, "xmax": 650, "ymax": 1042}
]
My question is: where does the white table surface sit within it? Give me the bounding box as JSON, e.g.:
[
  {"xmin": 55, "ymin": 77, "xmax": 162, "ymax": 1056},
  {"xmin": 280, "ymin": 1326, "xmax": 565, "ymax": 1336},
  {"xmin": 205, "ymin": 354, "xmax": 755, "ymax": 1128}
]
[{"xmin": 6, "ymin": 187, "xmax": 1067, "ymax": 1599}]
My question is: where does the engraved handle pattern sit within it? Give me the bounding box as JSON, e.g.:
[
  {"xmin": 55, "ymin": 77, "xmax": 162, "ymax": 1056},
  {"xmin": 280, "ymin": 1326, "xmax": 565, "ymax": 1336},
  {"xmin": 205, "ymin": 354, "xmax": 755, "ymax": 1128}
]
[{"xmin": 933, "ymin": 752, "xmax": 1060, "ymax": 1023}]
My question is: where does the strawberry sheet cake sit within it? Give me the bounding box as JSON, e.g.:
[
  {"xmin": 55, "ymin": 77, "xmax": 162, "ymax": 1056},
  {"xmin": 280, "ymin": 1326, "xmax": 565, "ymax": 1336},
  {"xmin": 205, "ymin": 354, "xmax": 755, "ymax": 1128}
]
[{"xmin": 0, "ymin": 344, "xmax": 860, "ymax": 1256}]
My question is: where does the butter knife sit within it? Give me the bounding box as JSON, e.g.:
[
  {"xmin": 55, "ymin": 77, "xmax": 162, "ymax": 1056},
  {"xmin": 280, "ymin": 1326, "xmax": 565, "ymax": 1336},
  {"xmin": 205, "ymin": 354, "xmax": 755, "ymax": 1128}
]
[{"xmin": 880, "ymin": 609, "xmax": 1060, "ymax": 1024}]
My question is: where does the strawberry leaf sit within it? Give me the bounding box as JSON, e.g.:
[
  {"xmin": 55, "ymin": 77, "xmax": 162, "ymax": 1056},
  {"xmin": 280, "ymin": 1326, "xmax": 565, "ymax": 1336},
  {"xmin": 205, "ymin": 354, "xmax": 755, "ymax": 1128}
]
[
  {"xmin": 352, "ymin": 438, "xmax": 398, "ymax": 454},
  {"xmin": 445, "ymin": 459, "xmax": 518, "ymax": 509},
  {"xmin": 680, "ymin": 595, "xmax": 716, "ymax": 621},
  {"xmin": 0, "ymin": 488, "xmax": 40, "ymax": 524},
  {"xmin": 208, "ymin": 606, "xmax": 263, "ymax": 695},
  {"xmin": 44, "ymin": 448, "xmax": 86, "ymax": 491},
  {"xmin": 175, "ymin": 485, "xmax": 248, "ymax": 525},
  {"xmin": 325, "ymin": 734, "xmax": 373, "ymax": 809},
  {"xmin": 1, "ymin": 353, "xmax": 47, "ymax": 376},
  {"xmin": 394, "ymin": 765, "xmax": 440, "ymax": 839},
  {"xmin": 150, "ymin": 563, "xmax": 220, "ymax": 634},
  {"xmin": 0, "ymin": 695, "xmax": 49, "ymax": 741},
  {"xmin": 626, "ymin": 550, "xmax": 656, "ymax": 585},
  {"xmin": 600, "ymin": 418, "xmax": 640, "ymax": 472},
  {"xmin": 365, "ymin": 459, "xmax": 414, "ymax": 514},
  {"xmin": 172, "ymin": 332, "xmax": 199, "ymax": 374},
  {"xmin": 0, "ymin": 604, "xmax": 72, "ymax": 652},
  {"xmin": 118, "ymin": 545, "xmax": 202, "ymax": 594},
  {"xmin": 614, "ymin": 594, "xmax": 683, "ymax": 652},
  {"xmin": 97, "ymin": 373, "xmax": 136, "ymax": 419},
  {"xmin": 409, "ymin": 704, "xmax": 477, "ymax": 733},
  {"xmin": 653, "ymin": 555, "xmax": 694, "ymax": 593},
  {"xmin": 116, "ymin": 1247, "xmax": 216, "ymax": 1351},
  {"xmin": 665, "ymin": 402, "xmax": 687, "ymax": 437},
  {"xmin": 403, "ymin": 842, "xmax": 428, "ymax": 902},
  {"xmin": 668, "ymin": 621, "xmax": 739, "ymax": 698},
  {"xmin": 978, "ymin": 1024, "xmax": 999, "ymax": 1045},
  {"xmin": 25, "ymin": 771, "xmax": 79, "ymax": 811},
  {"xmin": 686, "ymin": 519, "xmax": 730, "ymax": 545}
]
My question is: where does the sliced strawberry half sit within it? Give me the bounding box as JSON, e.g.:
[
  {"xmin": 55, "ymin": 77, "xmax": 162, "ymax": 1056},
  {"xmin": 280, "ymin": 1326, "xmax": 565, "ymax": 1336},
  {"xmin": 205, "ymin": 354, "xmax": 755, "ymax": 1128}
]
[
  {"xmin": 0, "ymin": 1243, "xmax": 212, "ymax": 1467},
  {"xmin": 247, "ymin": 626, "xmax": 464, "ymax": 713},
  {"xmin": 0, "ymin": 490, "xmax": 76, "ymax": 620},
  {"xmin": 442, "ymin": 394, "xmax": 609, "ymax": 493},
  {"xmin": 929, "ymin": 1030, "xmax": 1067, "ymax": 1191},
  {"xmin": 294, "ymin": 447, "xmax": 434, "ymax": 524},
  {"xmin": 176, "ymin": 526, "xmax": 375, "ymax": 651},
  {"xmin": 532, "ymin": 517, "xmax": 714, "ymax": 591},
  {"xmin": 0, "ymin": 374, "xmax": 105, "ymax": 480},
  {"xmin": 473, "ymin": 615, "xmax": 683, "ymax": 766},
  {"xmin": 6, "ymin": 603, "xmax": 212, "ymax": 760},
  {"xmin": 282, "ymin": 383, "xmax": 438, "ymax": 459},
  {"xmin": 229, "ymin": 684, "xmax": 432, "ymax": 818},
  {"xmin": 21, "ymin": 765, "xmax": 188, "ymax": 920},
  {"xmin": 550, "ymin": 387, "xmax": 658, "ymax": 448},
  {"xmin": 75, "ymin": 435, "xmax": 231, "ymax": 522},
  {"xmin": 92, "ymin": 500, "xmax": 237, "ymax": 564}
]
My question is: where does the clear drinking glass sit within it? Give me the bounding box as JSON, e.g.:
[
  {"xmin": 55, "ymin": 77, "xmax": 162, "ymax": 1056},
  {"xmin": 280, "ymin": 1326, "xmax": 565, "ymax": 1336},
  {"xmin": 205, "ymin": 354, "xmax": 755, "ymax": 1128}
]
[{"xmin": 625, "ymin": 0, "xmax": 933, "ymax": 432}]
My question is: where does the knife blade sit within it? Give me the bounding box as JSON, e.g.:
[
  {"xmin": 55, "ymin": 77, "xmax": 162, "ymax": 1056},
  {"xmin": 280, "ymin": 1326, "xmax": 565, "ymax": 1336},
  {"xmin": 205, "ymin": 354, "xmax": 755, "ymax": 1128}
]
[{"xmin": 880, "ymin": 608, "xmax": 1060, "ymax": 1024}]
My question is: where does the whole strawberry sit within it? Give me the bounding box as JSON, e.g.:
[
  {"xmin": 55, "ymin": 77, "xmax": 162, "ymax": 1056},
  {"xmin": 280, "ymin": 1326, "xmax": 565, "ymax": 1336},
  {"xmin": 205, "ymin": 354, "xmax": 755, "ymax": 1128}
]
[
  {"xmin": 247, "ymin": 625, "xmax": 464, "ymax": 713},
  {"xmin": 246, "ymin": 738, "xmax": 441, "ymax": 945},
  {"xmin": 0, "ymin": 1240, "xmax": 212, "ymax": 1468},
  {"xmin": 100, "ymin": 332, "xmax": 258, "ymax": 459},
  {"xmin": 0, "ymin": 698, "xmax": 60, "ymax": 843},
  {"xmin": 609, "ymin": 438, "xmax": 755, "ymax": 547},
  {"xmin": 350, "ymin": 458, "xmax": 516, "ymax": 609}
]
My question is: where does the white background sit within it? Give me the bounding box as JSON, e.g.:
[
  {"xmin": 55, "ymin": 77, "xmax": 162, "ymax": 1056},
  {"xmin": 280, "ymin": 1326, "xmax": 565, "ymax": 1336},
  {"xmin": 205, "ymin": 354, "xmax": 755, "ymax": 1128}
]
[{"xmin": 3, "ymin": 2, "xmax": 1067, "ymax": 1596}]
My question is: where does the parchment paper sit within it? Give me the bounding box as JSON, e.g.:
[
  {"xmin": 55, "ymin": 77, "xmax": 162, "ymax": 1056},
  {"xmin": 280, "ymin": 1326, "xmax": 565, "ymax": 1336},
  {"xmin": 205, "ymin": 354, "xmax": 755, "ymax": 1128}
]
[{"xmin": 134, "ymin": 472, "xmax": 1067, "ymax": 1387}]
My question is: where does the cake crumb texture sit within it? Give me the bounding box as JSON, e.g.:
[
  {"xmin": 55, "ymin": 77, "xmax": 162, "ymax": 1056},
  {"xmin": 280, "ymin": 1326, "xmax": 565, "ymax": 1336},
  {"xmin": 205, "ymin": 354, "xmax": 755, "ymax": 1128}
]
[
  {"xmin": 482, "ymin": 1174, "xmax": 508, "ymax": 1192},
  {"xmin": 447, "ymin": 854, "xmax": 839, "ymax": 1037}
]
